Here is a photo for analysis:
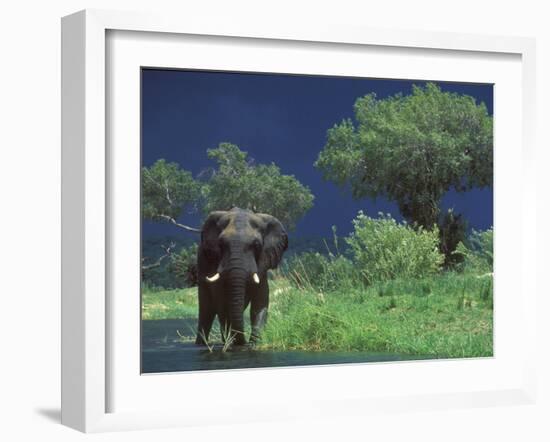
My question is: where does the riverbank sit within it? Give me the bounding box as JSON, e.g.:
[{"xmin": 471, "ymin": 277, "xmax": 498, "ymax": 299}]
[{"xmin": 142, "ymin": 271, "xmax": 493, "ymax": 359}]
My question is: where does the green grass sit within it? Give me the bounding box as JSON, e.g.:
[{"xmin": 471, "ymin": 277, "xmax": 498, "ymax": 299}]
[
  {"xmin": 142, "ymin": 272, "xmax": 493, "ymax": 359},
  {"xmin": 141, "ymin": 287, "xmax": 198, "ymax": 320},
  {"xmin": 261, "ymin": 273, "xmax": 492, "ymax": 358}
]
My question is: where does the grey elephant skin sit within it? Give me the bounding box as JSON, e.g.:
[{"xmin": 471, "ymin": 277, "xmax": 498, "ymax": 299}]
[{"xmin": 195, "ymin": 207, "xmax": 288, "ymax": 347}]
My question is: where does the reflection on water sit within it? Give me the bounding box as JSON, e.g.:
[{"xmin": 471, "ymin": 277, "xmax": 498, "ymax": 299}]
[{"xmin": 141, "ymin": 319, "xmax": 427, "ymax": 374}]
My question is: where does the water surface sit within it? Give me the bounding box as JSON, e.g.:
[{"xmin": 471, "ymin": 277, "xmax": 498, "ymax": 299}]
[{"xmin": 141, "ymin": 319, "xmax": 426, "ymax": 374}]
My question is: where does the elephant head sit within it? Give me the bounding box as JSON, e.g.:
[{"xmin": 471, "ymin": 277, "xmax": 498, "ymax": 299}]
[{"xmin": 198, "ymin": 207, "xmax": 288, "ymax": 345}]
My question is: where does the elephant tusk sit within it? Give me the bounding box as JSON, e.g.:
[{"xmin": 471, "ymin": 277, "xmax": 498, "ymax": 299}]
[
  {"xmin": 252, "ymin": 273, "xmax": 260, "ymax": 284},
  {"xmin": 206, "ymin": 273, "xmax": 220, "ymax": 283}
]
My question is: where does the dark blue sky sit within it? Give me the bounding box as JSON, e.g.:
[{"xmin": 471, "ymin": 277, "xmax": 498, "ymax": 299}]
[{"xmin": 142, "ymin": 69, "xmax": 493, "ymax": 239}]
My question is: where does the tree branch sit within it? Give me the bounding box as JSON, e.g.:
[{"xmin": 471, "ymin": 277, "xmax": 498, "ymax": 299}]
[
  {"xmin": 142, "ymin": 242, "xmax": 176, "ymax": 271},
  {"xmin": 143, "ymin": 168, "xmax": 200, "ymax": 232},
  {"xmin": 158, "ymin": 214, "xmax": 201, "ymax": 233},
  {"xmin": 163, "ymin": 179, "xmax": 174, "ymax": 207}
]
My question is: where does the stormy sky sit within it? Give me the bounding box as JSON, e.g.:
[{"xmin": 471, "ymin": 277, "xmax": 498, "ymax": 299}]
[{"xmin": 141, "ymin": 69, "xmax": 493, "ymax": 239}]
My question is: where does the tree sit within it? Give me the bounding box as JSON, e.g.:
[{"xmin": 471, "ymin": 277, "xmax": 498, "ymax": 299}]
[
  {"xmin": 141, "ymin": 159, "xmax": 202, "ymax": 232},
  {"xmin": 141, "ymin": 144, "xmax": 314, "ymax": 232},
  {"xmin": 203, "ymin": 143, "xmax": 314, "ymax": 230},
  {"xmin": 315, "ymin": 83, "xmax": 493, "ymax": 230},
  {"xmin": 141, "ymin": 242, "xmax": 176, "ymax": 272}
]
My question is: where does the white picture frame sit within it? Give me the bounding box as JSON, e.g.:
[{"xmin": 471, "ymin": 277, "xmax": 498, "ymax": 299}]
[{"xmin": 61, "ymin": 9, "xmax": 537, "ymax": 433}]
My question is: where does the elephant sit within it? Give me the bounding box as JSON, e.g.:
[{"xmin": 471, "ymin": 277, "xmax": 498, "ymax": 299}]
[{"xmin": 195, "ymin": 207, "xmax": 288, "ymax": 348}]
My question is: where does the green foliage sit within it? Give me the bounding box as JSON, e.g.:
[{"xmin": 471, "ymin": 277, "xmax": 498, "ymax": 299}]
[
  {"xmin": 146, "ymin": 272, "xmax": 492, "ymax": 357},
  {"xmin": 454, "ymin": 228, "xmax": 493, "ymax": 273},
  {"xmin": 141, "ymin": 144, "xmax": 314, "ymax": 232},
  {"xmin": 315, "ymin": 83, "xmax": 493, "ymax": 229},
  {"xmin": 282, "ymin": 252, "xmax": 358, "ymax": 292},
  {"xmin": 142, "ymin": 159, "xmax": 202, "ymax": 221},
  {"xmin": 203, "ymin": 143, "xmax": 314, "ymax": 230},
  {"xmin": 345, "ymin": 212, "xmax": 444, "ymax": 284},
  {"xmin": 141, "ymin": 263, "xmax": 176, "ymax": 290},
  {"xmin": 261, "ymin": 272, "xmax": 492, "ymax": 356},
  {"xmin": 169, "ymin": 243, "xmax": 199, "ymax": 287},
  {"xmin": 141, "ymin": 240, "xmax": 178, "ymax": 290},
  {"xmin": 141, "ymin": 236, "xmax": 198, "ymax": 289},
  {"xmin": 281, "ymin": 226, "xmax": 357, "ymax": 292}
]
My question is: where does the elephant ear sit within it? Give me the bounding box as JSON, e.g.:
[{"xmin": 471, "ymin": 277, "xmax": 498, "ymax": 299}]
[
  {"xmin": 258, "ymin": 214, "xmax": 288, "ymax": 272},
  {"xmin": 200, "ymin": 211, "xmax": 226, "ymax": 262}
]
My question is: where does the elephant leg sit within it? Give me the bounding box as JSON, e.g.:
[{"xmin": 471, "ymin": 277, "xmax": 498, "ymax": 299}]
[
  {"xmin": 249, "ymin": 277, "xmax": 269, "ymax": 344},
  {"xmin": 195, "ymin": 283, "xmax": 216, "ymax": 346}
]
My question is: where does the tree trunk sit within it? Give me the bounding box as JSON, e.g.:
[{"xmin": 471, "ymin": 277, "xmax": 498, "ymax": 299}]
[{"xmin": 399, "ymin": 194, "xmax": 440, "ymax": 230}]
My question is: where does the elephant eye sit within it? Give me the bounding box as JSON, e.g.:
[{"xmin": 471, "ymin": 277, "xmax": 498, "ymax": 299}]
[{"xmin": 252, "ymin": 239, "xmax": 262, "ymax": 253}]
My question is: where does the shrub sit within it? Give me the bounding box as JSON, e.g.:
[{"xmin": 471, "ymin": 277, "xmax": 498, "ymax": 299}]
[
  {"xmin": 282, "ymin": 251, "xmax": 358, "ymax": 292},
  {"xmin": 169, "ymin": 243, "xmax": 199, "ymax": 287},
  {"xmin": 454, "ymin": 228, "xmax": 493, "ymax": 273},
  {"xmin": 345, "ymin": 212, "xmax": 444, "ymax": 284}
]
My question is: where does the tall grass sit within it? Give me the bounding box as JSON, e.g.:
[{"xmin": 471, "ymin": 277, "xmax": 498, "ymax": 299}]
[
  {"xmin": 143, "ymin": 270, "xmax": 493, "ymax": 359},
  {"xmin": 260, "ymin": 273, "xmax": 492, "ymax": 358},
  {"xmin": 281, "ymin": 252, "xmax": 359, "ymax": 292}
]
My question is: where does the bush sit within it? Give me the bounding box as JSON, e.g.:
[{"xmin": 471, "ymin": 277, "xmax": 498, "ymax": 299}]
[
  {"xmin": 282, "ymin": 251, "xmax": 358, "ymax": 292},
  {"xmin": 346, "ymin": 212, "xmax": 444, "ymax": 284},
  {"xmin": 454, "ymin": 228, "xmax": 493, "ymax": 274},
  {"xmin": 169, "ymin": 243, "xmax": 199, "ymax": 287}
]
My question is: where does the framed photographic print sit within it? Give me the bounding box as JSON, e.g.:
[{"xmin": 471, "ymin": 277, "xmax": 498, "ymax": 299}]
[
  {"xmin": 61, "ymin": 9, "xmax": 537, "ymax": 432},
  {"xmin": 139, "ymin": 69, "xmax": 495, "ymax": 375}
]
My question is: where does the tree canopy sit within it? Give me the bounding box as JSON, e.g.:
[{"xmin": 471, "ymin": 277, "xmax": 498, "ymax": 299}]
[
  {"xmin": 141, "ymin": 143, "xmax": 314, "ymax": 232},
  {"xmin": 315, "ymin": 83, "xmax": 493, "ymax": 229},
  {"xmin": 141, "ymin": 159, "xmax": 202, "ymax": 232},
  {"xmin": 203, "ymin": 143, "xmax": 314, "ymax": 230}
]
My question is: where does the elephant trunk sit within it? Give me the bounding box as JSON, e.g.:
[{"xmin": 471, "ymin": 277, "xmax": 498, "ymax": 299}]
[{"xmin": 225, "ymin": 268, "xmax": 247, "ymax": 346}]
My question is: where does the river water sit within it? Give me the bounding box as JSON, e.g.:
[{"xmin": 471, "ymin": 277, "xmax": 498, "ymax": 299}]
[{"xmin": 141, "ymin": 319, "xmax": 426, "ymax": 374}]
